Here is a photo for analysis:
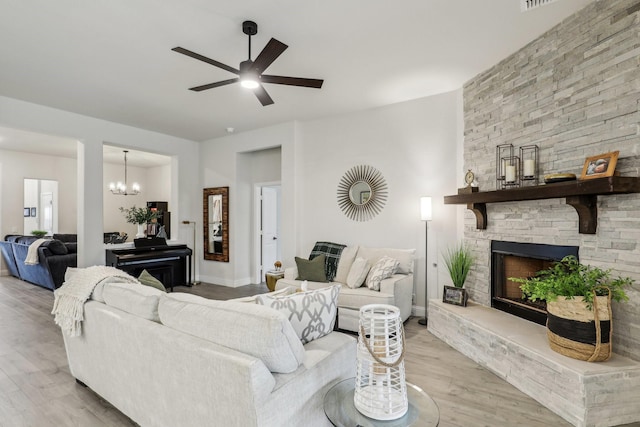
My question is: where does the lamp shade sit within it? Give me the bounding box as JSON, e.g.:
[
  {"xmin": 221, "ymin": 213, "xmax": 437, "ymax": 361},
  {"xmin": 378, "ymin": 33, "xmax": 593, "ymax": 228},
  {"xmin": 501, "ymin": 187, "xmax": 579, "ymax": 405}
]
[{"xmin": 420, "ymin": 197, "xmax": 432, "ymax": 221}]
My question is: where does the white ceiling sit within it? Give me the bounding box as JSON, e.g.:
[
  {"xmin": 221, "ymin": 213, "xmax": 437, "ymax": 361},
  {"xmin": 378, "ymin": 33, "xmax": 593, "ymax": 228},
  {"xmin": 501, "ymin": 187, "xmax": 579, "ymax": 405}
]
[{"xmin": 0, "ymin": 0, "xmax": 592, "ymax": 146}]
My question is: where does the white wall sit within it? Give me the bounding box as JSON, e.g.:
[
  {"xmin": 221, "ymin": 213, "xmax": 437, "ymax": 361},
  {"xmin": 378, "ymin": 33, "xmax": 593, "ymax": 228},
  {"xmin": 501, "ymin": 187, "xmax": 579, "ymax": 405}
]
[
  {"xmin": 200, "ymin": 123, "xmax": 296, "ymax": 286},
  {"xmin": 297, "ymin": 90, "xmax": 461, "ymax": 313},
  {"xmin": 102, "ymin": 162, "xmax": 172, "ymax": 238},
  {"xmin": 200, "ymin": 90, "xmax": 462, "ymax": 316},
  {"xmin": 0, "ymin": 95, "xmax": 199, "ymax": 267},
  {"xmin": 146, "ymin": 164, "xmax": 172, "ymax": 203},
  {"xmin": 0, "ymin": 149, "xmax": 77, "ymax": 236},
  {"xmin": 103, "ymin": 162, "xmax": 149, "ymax": 237}
]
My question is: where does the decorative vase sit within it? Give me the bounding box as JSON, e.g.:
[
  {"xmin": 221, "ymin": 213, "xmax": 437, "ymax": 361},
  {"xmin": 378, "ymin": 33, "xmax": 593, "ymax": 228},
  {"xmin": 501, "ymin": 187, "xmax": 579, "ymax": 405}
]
[
  {"xmin": 136, "ymin": 223, "xmax": 146, "ymax": 239},
  {"xmin": 546, "ymin": 294, "xmax": 612, "ymax": 362}
]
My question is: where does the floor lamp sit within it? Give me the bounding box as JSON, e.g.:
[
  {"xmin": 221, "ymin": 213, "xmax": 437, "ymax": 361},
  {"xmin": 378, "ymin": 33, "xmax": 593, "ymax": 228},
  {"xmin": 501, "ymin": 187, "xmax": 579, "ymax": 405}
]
[
  {"xmin": 182, "ymin": 220, "xmax": 199, "ymax": 286},
  {"xmin": 418, "ymin": 197, "xmax": 432, "ymax": 326}
]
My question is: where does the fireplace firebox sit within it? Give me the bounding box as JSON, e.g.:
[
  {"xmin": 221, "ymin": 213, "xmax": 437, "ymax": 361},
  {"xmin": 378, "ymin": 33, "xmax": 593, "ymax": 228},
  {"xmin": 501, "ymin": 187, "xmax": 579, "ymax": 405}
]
[{"xmin": 491, "ymin": 240, "xmax": 579, "ymax": 325}]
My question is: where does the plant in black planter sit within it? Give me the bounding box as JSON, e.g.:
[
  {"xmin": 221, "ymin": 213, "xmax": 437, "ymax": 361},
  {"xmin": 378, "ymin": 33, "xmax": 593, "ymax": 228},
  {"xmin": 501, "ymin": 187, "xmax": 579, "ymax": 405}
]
[
  {"xmin": 510, "ymin": 255, "xmax": 633, "ymax": 362},
  {"xmin": 441, "ymin": 243, "xmax": 474, "ymax": 306},
  {"xmin": 31, "ymin": 230, "xmax": 48, "ymax": 238}
]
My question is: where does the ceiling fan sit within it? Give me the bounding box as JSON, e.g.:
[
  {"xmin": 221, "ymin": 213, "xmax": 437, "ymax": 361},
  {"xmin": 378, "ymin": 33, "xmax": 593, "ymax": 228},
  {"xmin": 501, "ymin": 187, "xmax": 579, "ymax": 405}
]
[{"xmin": 172, "ymin": 20, "xmax": 324, "ymax": 106}]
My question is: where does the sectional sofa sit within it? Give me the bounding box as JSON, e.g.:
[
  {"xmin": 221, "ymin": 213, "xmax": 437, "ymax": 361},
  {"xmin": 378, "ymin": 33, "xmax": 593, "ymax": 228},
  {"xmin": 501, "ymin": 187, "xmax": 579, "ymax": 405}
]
[
  {"xmin": 61, "ymin": 279, "xmax": 356, "ymax": 427},
  {"xmin": 0, "ymin": 235, "xmax": 77, "ymax": 289}
]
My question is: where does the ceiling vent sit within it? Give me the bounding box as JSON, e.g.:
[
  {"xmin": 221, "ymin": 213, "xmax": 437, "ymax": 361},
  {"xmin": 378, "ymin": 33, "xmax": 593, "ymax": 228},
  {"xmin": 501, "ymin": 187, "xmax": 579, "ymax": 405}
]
[{"xmin": 521, "ymin": 0, "xmax": 560, "ymax": 12}]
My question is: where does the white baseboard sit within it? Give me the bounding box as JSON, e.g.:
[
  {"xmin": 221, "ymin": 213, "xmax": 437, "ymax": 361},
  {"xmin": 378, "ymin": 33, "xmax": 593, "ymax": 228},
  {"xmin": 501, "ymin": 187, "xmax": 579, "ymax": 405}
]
[{"xmin": 196, "ymin": 275, "xmax": 253, "ymax": 288}]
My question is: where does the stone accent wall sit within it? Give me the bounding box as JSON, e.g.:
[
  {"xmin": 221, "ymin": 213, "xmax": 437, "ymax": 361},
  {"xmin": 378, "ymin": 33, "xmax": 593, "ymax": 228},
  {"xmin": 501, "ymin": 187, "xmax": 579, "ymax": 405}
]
[{"xmin": 462, "ymin": 0, "xmax": 640, "ymax": 361}]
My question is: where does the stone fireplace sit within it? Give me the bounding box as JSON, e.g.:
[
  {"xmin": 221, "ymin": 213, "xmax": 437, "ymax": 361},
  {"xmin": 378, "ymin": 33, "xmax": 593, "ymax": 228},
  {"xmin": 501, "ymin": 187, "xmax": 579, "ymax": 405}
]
[
  {"xmin": 490, "ymin": 240, "xmax": 578, "ymax": 325},
  {"xmin": 430, "ymin": 1, "xmax": 640, "ymax": 425}
]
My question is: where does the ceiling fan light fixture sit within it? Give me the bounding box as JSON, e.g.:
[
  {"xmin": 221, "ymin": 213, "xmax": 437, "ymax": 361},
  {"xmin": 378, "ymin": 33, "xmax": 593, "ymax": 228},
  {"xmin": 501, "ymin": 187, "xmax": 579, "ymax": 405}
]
[
  {"xmin": 240, "ymin": 77, "xmax": 260, "ymax": 89},
  {"xmin": 173, "ymin": 20, "xmax": 323, "ymax": 105},
  {"xmin": 239, "ymin": 59, "xmax": 259, "ymax": 89}
]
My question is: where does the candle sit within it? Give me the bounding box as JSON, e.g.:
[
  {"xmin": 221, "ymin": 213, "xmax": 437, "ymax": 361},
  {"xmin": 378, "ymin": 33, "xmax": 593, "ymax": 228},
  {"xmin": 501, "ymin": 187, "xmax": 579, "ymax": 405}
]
[
  {"xmin": 524, "ymin": 159, "xmax": 535, "ymax": 177},
  {"xmin": 506, "ymin": 165, "xmax": 516, "ymax": 183},
  {"xmin": 501, "ymin": 159, "xmax": 507, "ymax": 178}
]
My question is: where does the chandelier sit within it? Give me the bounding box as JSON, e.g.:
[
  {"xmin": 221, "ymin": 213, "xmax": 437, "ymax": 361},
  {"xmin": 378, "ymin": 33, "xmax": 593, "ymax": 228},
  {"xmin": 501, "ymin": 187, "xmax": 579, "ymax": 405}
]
[{"xmin": 109, "ymin": 150, "xmax": 140, "ymax": 195}]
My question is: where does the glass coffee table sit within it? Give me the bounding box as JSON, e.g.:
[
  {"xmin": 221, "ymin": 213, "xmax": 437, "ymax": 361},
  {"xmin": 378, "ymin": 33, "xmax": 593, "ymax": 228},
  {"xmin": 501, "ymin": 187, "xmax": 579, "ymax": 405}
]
[{"xmin": 324, "ymin": 378, "xmax": 440, "ymax": 426}]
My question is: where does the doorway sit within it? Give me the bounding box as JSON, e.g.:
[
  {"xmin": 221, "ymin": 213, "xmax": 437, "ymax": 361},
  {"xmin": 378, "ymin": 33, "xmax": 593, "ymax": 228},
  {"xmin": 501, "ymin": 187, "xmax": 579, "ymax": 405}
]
[{"xmin": 254, "ymin": 184, "xmax": 281, "ymax": 283}]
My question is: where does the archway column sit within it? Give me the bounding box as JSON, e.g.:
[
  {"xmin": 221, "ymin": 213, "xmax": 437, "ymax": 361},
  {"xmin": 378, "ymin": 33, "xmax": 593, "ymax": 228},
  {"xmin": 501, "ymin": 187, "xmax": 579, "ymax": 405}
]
[{"xmin": 77, "ymin": 140, "xmax": 104, "ymax": 267}]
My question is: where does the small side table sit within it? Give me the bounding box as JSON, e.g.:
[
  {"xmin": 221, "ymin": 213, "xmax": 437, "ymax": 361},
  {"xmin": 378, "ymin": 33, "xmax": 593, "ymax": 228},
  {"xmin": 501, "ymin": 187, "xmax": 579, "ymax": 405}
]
[
  {"xmin": 324, "ymin": 378, "xmax": 440, "ymax": 426},
  {"xmin": 265, "ymin": 270, "xmax": 285, "ymax": 292}
]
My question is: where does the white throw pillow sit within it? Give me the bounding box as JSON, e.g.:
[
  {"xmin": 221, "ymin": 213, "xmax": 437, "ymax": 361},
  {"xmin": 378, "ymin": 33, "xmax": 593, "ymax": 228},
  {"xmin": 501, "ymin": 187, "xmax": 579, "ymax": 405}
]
[
  {"xmin": 256, "ymin": 285, "xmax": 340, "ymax": 344},
  {"xmin": 334, "ymin": 245, "xmax": 359, "ymax": 284},
  {"xmin": 357, "ymin": 247, "xmax": 416, "ymax": 274},
  {"xmin": 102, "ymin": 282, "xmax": 163, "ymax": 322},
  {"xmin": 346, "ymin": 257, "xmax": 370, "ymax": 289},
  {"xmin": 366, "ymin": 256, "xmax": 400, "ymax": 291}
]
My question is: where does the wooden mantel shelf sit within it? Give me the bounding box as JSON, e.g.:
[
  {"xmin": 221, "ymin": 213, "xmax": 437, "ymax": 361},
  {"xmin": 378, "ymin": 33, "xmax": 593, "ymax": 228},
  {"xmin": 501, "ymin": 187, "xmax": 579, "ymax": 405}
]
[{"xmin": 444, "ymin": 176, "xmax": 640, "ymax": 234}]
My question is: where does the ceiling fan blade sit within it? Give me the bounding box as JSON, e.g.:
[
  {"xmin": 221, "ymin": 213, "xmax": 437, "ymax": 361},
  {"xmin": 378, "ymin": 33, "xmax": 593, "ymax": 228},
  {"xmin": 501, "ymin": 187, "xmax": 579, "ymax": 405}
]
[
  {"xmin": 260, "ymin": 75, "xmax": 324, "ymax": 89},
  {"xmin": 172, "ymin": 47, "xmax": 239, "ymax": 74},
  {"xmin": 189, "ymin": 78, "xmax": 239, "ymax": 92},
  {"xmin": 250, "ymin": 38, "xmax": 288, "ymax": 74},
  {"xmin": 253, "ymin": 84, "xmax": 274, "ymax": 106}
]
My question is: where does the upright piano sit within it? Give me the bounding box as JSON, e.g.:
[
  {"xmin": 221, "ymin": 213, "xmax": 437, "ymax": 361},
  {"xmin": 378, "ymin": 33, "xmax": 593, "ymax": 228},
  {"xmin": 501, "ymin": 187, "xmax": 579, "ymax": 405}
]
[{"xmin": 105, "ymin": 243, "xmax": 192, "ymax": 291}]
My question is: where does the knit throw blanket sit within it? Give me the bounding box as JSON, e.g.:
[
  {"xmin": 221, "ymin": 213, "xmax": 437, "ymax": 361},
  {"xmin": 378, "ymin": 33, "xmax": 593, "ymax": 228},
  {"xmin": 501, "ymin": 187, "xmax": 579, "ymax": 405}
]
[
  {"xmin": 52, "ymin": 266, "xmax": 138, "ymax": 337},
  {"xmin": 24, "ymin": 238, "xmax": 48, "ymax": 265}
]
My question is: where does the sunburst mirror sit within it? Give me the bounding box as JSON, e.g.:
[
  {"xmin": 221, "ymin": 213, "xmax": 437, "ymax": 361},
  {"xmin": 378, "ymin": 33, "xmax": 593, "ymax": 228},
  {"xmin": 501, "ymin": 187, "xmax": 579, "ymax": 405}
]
[{"xmin": 337, "ymin": 165, "xmax": 388, "ymax": 221}]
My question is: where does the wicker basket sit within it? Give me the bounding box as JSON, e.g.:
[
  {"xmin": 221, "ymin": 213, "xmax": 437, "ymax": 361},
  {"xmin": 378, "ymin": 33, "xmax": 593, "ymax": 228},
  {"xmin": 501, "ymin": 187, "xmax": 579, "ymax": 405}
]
[{"xmin": 546, "ymin": 294, "xmax": 612, "ymax": 362}]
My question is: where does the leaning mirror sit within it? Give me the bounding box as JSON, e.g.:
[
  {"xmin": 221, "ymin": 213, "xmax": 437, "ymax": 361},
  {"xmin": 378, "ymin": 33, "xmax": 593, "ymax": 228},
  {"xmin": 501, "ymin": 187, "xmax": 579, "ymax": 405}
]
[
  {"xmin": 337, "ymin": 165, "xmax": 388, "ymax": 221},
  {"xmin": 203, "ymin": 187, "xmax": 229, "ymax": 262}
]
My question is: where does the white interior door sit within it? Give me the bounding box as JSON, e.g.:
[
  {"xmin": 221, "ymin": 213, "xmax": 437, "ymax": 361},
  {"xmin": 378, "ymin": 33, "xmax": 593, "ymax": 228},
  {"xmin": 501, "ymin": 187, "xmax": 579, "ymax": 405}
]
[
  {"xmin": 40, "ymin": 192, "xmax": 54, "ymax": 234},
  {"xmin": 261, "ymin": 186, "xmax": 281, "ymax": 275}
]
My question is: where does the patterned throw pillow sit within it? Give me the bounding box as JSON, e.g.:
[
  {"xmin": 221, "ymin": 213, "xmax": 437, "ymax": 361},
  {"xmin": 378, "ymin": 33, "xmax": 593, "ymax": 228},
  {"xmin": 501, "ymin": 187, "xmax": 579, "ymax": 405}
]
[
  {"xmin": 366, "ymin": 256, "xmax": 400, "ymax": 291},
  {"xmin": 309, "ymin": 241, "xmax": 346, "ymax": 282},
  {"xmin": 256, "ymin": 284, "xmax": 340, "ymax": 344}
]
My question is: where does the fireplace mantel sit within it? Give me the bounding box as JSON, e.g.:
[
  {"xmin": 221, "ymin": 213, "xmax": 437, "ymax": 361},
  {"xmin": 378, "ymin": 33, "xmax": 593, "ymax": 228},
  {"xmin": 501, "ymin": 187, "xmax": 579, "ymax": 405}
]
[{"xmin": 444, "ymin": 176, "xmax": 640, "ymax": 234}]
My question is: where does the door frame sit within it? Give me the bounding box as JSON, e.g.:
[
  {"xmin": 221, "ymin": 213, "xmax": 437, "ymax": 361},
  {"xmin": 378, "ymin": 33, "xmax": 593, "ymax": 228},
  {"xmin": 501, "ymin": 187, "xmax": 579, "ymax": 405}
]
[{"xmin": 253, "ymin": 181, "xmax": 281, "ymax": 284}]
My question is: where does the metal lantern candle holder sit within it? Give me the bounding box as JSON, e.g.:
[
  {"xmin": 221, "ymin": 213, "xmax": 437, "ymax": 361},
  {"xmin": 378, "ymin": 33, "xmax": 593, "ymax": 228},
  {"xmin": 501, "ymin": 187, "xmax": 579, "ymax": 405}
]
[
  {"xmin": 354, "ymin": 304, "xmax": 408, "ymax": 421},
  {"xmin": 496, "ymin": 144, "xmax": 517, "ymax": 189},
  {"xmin": 520, "ymin": 145, "xmax": 539, "ymax": 185}
]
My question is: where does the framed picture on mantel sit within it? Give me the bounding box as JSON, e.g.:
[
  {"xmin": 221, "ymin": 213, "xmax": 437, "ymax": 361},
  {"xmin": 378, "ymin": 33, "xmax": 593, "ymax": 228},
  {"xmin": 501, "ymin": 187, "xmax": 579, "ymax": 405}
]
[
  {"xmin": 443, "ymin": 286, "xmax": 468, "ymax": 307},
  {"xmin": 580, "ymin": 151, "xmax": 619, "ymax": 180}
]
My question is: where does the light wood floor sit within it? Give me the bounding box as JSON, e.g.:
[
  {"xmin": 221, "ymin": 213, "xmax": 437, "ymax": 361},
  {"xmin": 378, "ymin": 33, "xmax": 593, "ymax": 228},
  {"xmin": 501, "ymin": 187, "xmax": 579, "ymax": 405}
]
[{"xmin": 0, "ymin": 277, "xmax": 636, "ymax": 427}]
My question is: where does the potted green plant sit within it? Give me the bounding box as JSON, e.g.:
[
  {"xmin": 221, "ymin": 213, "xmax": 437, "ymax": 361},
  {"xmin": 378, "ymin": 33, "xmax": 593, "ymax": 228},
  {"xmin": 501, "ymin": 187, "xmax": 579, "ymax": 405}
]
[
  {"xmin": 510, "ymin": 255, "xmax": 634, "ymax": 362},
  {"xmin": 119, "ymin": 206, "xmax": 158, "ymax": 238},
  {"xmin": 441, "ymin": 243, "xmax": 474, "ymax": 306},
  {"xmin": 31, "ymin": 230, "xmax": 48, "ymax": 238}
]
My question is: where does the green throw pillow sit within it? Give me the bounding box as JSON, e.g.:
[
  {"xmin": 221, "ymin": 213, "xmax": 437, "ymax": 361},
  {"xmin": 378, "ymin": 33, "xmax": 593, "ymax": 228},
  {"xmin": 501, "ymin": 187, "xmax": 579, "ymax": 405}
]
[
  {"xmin": 295, "ymin": 254, "xmax": 328, "ymax": 282},
  {"xmin": 138, "ymin": 269, "xmax": 167, "ymax": 292}
]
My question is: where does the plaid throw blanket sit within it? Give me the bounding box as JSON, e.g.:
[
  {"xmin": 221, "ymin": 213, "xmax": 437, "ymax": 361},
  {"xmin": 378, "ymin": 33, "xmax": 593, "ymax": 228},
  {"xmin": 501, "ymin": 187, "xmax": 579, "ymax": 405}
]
[{"xmin": 309, "ymin": 241, "xmax": 346, "ymax": 282}]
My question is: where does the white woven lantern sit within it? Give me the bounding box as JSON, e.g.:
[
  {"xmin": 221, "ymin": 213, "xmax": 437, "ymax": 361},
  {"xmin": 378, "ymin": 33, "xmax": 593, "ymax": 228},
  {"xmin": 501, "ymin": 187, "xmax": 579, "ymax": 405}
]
[{"xmin": 354, "ymin": 304, "xmax": 408, "ymax": 420}]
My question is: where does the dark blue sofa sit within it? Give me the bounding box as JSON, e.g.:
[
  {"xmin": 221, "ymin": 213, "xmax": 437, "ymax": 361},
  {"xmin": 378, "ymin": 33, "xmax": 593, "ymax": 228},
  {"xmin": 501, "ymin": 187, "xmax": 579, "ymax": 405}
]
[{"xmin": 0, "ymin": 235, "xmax": 77, "ymax": 290}]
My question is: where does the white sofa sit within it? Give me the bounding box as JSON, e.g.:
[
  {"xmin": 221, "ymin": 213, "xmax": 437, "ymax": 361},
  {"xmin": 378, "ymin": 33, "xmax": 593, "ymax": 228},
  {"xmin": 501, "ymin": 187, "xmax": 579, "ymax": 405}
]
[
  {"xmin": 276, "ymin": 246, "xmax": 415, "ymax": 332},
  {"xmin": 61, "ymin": 281, "xmax": 356, "ymax": 427}
]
